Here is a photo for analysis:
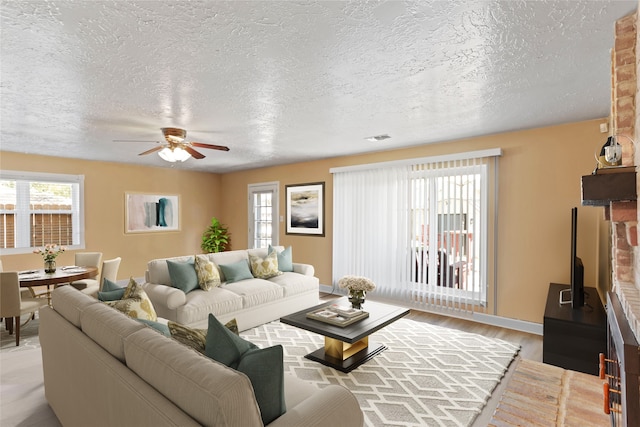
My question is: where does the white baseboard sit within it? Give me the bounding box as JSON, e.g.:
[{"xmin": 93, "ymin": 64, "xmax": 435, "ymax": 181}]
[{"xmin": 318, "ymin": 284, "xmax": 543, "ymax": 336}]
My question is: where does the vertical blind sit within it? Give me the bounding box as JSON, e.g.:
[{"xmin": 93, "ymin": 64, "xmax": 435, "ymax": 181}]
[{"xmin": 332, "ymin": 149, "xmax": 500, "ymax": 314}]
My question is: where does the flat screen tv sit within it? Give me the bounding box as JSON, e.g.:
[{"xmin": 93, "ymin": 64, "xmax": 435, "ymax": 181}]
[{"xmin": 569, "ymin": 207, "xmax": 585, "ymax": 308}]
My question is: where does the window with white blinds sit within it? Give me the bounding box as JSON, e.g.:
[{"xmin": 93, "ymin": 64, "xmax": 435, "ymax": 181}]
[
  {"xmin": 0, "ymin": 171, "xmax": 84, "ymax": 254},
  {"xmin": 331, "ymin": 149, "xmax": 500, "ymax": 314}
]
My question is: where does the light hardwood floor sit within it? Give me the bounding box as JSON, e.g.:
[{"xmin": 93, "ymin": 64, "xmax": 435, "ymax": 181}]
[
  {"xmin": 319, "ymin": 292, "xmax": 544, "ymax": 426},
  {"xmin": 320, "ymin": 292, "xmax": 543, "ymax": 362}
]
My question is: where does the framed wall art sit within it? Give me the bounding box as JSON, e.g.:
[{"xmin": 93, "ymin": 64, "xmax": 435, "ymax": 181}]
[
  {"xmin": 285, "ymin": 182, "xmax": 324, "ymax": 236},
  {"xmin": 125, "ymin": 193, "xmax": 180, "ymax": 233}
]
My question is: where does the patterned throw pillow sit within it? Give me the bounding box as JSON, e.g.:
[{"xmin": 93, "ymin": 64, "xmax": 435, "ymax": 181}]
[
  {"xmin": 194, "ymin": 254, "xmax": 221, "ymax": 290},
  {"xmin": 167, "ymin": 321, "xmax": 208, "ymax": 353},
  {"xmin": 249, "ymin": 251, "xmax": 282, "ymax": 279},
  {"xmin": 168, "ymin": 318, "xmax": 240, "ymax": 353},
  {"xmin": 268, "ymin": 245, "xmax": 294, "ymax": 272},
  {"xmin": 105, "ymin": 277, "xmax": 157, "ymax": 321}
]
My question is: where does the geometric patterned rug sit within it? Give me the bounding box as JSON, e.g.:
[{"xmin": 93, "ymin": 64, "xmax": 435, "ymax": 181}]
[
  {"xmin": 242, "ymin": 318, "xmax": 521, "ymax": 427},
  {"xmin": 1, "ymin": 314, "xmax": 519, "ymax": 426}
]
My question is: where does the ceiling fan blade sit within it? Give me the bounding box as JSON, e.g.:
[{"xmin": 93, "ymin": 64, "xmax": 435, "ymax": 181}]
[
  {"xmin": 138, "ymin": 146, "xmax": 163, "ymax": 156},
  {"xmin": 113, "ymin": 139, "xmax": 160, "ymax": 143},
  {"xmin": 190, "ymin": 141, "xmax": 230, "ymax": 151},
  {"xmin": 183, "ymin": 145, "xmax": 205, "ymax": 159}
]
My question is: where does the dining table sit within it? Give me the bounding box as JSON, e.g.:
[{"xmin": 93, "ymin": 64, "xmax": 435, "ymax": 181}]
[{"xmin": 18, "ymin": 266, "xmax": 99, "ymax": 305}]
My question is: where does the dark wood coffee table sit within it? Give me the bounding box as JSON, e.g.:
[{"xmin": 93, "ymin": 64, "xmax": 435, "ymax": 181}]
[{"xmin": 280, "ymin": 297, "xmax": 409, "ymax": 372}]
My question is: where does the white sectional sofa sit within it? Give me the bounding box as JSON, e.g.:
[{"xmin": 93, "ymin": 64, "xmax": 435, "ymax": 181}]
[
  {"xmin": 141, "ymin": 247, "xmax": 320, "ymax": 330},
  {"xmin": 40, "ymin": 286, "xmax": 364, "ymax": 427}
]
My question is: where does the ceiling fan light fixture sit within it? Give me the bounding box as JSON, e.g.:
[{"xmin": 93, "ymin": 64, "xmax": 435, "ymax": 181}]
[{"xmin": 158, "ymin": 146, "xmax": 191, "ymax": 162}]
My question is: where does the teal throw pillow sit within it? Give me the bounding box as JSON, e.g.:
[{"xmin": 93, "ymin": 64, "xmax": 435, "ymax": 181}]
[
  {"xmin": 204, "ymin": 313, "xmax": 256, "ymax": 369},
  {"xmin": 237, "ymin": 345, "xmax": 286, "ymax": 425},
  {"xmin": 97, "ymin": 278, "xmax": 126, "ymax": 301},
  {"xmin": 166, "ymin": 258, "xmax": 199, "ymax": 293},
  {"xmin": 136, "ymin": 319, "xmax": 170, "ymax": 337},
  {"xmin": 219, "ymin": 260, "xmax": 254, "ymax": 283},
  {"xmin": 269, "ymin": 245, "xmax": 293, "ymax": 272},
  {"xmin": 204, "ymin": 314, "xmax": 285, "ymax": 424}
]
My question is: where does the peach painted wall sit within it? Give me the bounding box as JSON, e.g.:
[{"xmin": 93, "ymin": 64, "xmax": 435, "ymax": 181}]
[
  {"xmin": 0, "ymin": 152, "xmax": 222, "ymax": 280},
  {"xmin": 0, "ymin": 118, "xmax": 608, "ymax": 323},
  {"xmin": 221, "ymin": 119, "xmax": 606, "ymax": 323}
]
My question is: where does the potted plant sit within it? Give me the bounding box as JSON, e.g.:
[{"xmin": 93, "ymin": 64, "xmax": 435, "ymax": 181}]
[{"xmin": 201, "ymin": 217, "xmax": 230, "ymax": 253}]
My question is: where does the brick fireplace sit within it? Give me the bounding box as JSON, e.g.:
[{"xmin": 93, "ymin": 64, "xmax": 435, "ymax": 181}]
[
  {"xmin": 610, "ymin": 11, "xmax": 639, "ymax": 347},
  {"xmin": 598, "ymin": 11, "xmax": 640, "ymax": 426}
]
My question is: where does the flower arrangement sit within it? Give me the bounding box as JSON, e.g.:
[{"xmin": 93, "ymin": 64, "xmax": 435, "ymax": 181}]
[
  {"xmin": 338, "ymin": 275, "xmax": 376, "ymax": 292},
  {"xmin": 339, "ymin": 275, "xmax": 375, "ymax": 309},
  {"xmin": 33, "ymin": 244, "xmax": 66, "ymax": 262}
]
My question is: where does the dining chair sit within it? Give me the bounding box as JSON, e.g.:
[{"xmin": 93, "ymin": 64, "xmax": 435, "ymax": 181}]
[
  {"xmin": 69, "ymin": 252, "xmax": 103, "ymax": 295},
  {"xmin": 0, "ymin": 271, "xmax": 48, "ymax": 346},
  {"xmin": 98, "ymin": 257, "xmax": 122, "ymax": 292}
]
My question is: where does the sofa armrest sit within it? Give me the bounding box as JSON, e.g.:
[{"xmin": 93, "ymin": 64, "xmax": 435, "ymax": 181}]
[
  {"xmin": 141, "ymin": 283, "xmax": 186, "ymax": 310},
  {"xmin": 268, "ymin": 385, "xmax": 363, "ymax": 427},
  {"xmin": 292, "ymin": 263, "xmax": 315, "ymax": 276}
]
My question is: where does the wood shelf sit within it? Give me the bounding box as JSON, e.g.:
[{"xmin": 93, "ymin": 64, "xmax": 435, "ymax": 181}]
[{"xmin": 581, "ymin": 167, "xmax": 636, "ymax": 206}]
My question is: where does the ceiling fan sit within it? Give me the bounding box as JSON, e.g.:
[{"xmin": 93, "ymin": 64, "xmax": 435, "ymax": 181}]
[{"xmin": 115, "ymin": 127, "xmax": 230, "ymax": 162}]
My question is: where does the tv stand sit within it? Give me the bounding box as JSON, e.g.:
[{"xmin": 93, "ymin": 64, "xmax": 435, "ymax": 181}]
[{"xmin": 543, "ymin": 283, "xmax": 606, "ymax": 375}]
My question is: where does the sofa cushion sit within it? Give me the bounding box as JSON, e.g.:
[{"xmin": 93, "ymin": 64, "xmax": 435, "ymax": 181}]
[
  {"xmin": 124, "ymin": 327, "xmax": 263, "ymax": 426},
  {"xmin": 146, "ymin": 255, "xmax": 193, "ymax": 285},
  {"xmin": 194, "ymin": 254, "xmax": 221, "ymax": 290},
  {"xmin": 219, "ymin": 260, "xmax": 254, "ymax": 283},
  {"xmin": 223, "ymin": 278, "xmax": 284, "ymax": 309},
  {"xmin": 204, "ymin": 314, "xmax": 285, "ymax": 425},
  {"xmin": 81, "ymin": 302, "xmax": 145, "ymax": 362},
  {"xmin": 176, "ymin": 287, "xmax": 244, "ymax": 325},
  {"xmin": 249, "ymin": 251, "xmax": 282, "ymax": 279},
  {"xmin": 105, "ymin": 278, "xmax": 158, "ymax": 321},
  {"xmin": 51, "ymin": 285, "xmax": 98, "ymax": 327},
  {"xmin": 208, "ymin": 250, "xmax": 249, "ymax": 272},
  {"xmin": 237, "ymin": 345, "xmax": 286, "ymax": 425},
  {"xmin": 204, "ymin": 314, "xmax": 256, "ymax": 369},
  {"xmin": 97, "ymin": 278, "xmax": 126, "ymax": 301},
  {"xmin": 267, "ymin": 272, "xmax": 320, "ymax": 297},
  {"xmin": 167, "ymin": 258, "xmax": 199, "ymax": 293},
  {"xmin": 269, "ymin": 245, "xmax": 294, "ymax": 272},
  {"xmin": 168, "ymin": 318, "xmax": 238, "ymax": 353}
]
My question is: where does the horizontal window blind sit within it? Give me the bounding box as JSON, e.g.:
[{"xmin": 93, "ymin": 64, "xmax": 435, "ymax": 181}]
[{"xmin": 0, "ymin": 171, "xmax": 84, "ymax": 254}]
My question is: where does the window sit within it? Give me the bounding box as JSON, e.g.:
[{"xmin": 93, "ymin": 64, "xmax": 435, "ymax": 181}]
[
  {"xmin": 0, "ymin": 171, "xmax": 84, "ymax": 254},
  {"xmin": 248, "ymin": 182, "xmax": 279, "ymax": 249},
  {"xmin": 331, "ymin": 149, "xmax": 500, "ymax": 314}
]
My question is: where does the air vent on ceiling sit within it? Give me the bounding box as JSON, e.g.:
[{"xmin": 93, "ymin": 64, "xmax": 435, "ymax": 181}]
[{"xmin": 365, "ymin": 134, "xmax": 391, "ymax": 142}]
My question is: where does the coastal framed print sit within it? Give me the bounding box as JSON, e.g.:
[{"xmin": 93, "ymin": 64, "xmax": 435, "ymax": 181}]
[
  {"xmin": 125, "ymin": 193, "xmax": 180, "ymax": 233},
  {"xmin": 285, "ymin": 182, "xmax": 324, "ymax": 236}
]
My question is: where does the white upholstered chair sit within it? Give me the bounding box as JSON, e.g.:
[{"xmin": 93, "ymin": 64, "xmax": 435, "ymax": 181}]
[
  {"xmin": 69, "ymin": 252, "xmax": 103, "ymax": 295},
  {"xmin": 0, "ymin": 272, "xmax": 47, "ymax": 346},
  {"xmin": 98, "ymin": 257, "xmax": 122, "ymax": 291}
]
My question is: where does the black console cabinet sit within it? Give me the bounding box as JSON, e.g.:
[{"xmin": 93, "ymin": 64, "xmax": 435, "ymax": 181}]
[{"xmin": 543, "ymin": 283, "xmax": 607, "ymax": 375}]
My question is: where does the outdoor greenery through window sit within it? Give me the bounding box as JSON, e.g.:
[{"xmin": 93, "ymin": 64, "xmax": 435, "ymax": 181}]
[{"xmin": 0, "ymin": 171, "xmax": 84, "ymax": 254}]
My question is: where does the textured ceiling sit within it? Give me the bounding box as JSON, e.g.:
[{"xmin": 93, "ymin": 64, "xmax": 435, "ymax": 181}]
[{"xmin": 0, "ymin": 1, "xmax": 636, "ymax": 173}]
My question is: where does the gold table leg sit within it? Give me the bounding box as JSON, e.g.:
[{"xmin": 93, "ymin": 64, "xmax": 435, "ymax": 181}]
[{"xmin": 324, "ymin": 336, "xmax": 369, "ymax": 360}]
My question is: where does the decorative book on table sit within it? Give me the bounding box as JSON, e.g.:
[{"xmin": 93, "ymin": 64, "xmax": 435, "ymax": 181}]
[{"xmin": 306, "ymin": 306, "xmax": 369, "ymax": 327}]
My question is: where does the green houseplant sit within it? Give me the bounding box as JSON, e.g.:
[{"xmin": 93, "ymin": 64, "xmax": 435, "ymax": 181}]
[{"xmin": 201, "ymin": 217, "xmax": 230, "ymax": 253}]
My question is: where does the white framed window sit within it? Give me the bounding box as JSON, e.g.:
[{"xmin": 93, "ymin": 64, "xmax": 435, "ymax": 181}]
[
  {"xmin": 0, "ymin": 171, "xmax": 85, "ymax": 254},
  {"xmin": 248, "ymin": 182, "xmax": 279, "ymax": 249}
]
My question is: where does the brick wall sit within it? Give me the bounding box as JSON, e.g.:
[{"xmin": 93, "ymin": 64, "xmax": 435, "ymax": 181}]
[{"xmin": 611, "ymin": 11, "xmax": 639, "ymax": 340}]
